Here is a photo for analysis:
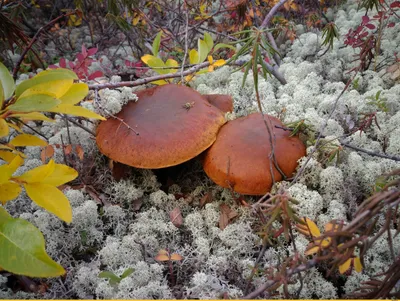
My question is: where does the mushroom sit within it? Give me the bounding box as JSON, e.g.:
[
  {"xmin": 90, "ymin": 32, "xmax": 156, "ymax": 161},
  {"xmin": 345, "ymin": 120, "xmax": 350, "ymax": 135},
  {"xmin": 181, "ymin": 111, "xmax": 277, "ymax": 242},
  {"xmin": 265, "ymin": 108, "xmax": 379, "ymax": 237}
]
[
  {"xmin": 203, "ymin": 113, "xmax": 306, "ymax": 195},
  {"xmin": 203, "ymin": 94, "xmax": 233, "ymax": 113},
  {"xmin": 96, "ymin": 84, "xmax": 226, "ymax": 169}
]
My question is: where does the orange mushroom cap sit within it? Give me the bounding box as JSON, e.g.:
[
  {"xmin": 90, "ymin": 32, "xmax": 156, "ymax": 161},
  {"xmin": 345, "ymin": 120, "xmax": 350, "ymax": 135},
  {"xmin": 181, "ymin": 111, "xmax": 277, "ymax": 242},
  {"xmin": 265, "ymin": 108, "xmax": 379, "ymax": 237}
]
[
  {"xmin": 203, "ymin": 113, "xmax": 306, "ymax": 195},
  {"xmin": 203, "ymin": 94, "xmax": 234, "ymax": 113},
  {"xmin": 96, "ymin": 84, "xmax": 226, "ymax": 169}
]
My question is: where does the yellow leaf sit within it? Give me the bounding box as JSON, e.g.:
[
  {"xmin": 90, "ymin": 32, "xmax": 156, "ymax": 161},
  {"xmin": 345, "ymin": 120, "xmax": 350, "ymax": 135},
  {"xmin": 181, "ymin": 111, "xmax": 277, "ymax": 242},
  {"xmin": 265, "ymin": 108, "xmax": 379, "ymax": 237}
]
[
  {"xmin": 213, "ymin": 59, "xmax": 226, "ymax": 67},
  {"xmin": 48, "ymin": 104, "xmax": 106, "ymax": 120},
  {"xmin": 354, "ymin": 257, "xmax": 362, "ymax": 273},
  {"xmin": 10, "ymin": 134, "xmax": 48, "ymax": 147},
  {"xmin": 141, "ymin": 54, "xmax": 156, "ymax": 65},
  {"xmin": 59, "ymin": 83, "xmax": 89, "ymax": 105},
  {"xmin": 9, "ymin": 112, "xmax": 54, "ymax": 122},
  {"xmin": 207, "ymin": 55, "xmax": 213, "ymax": 64},
  {"xmin": 41, "ymin": 163, "xmax": 78, "ymax": 186},
  {"xmin": 67, "ymin": 14, "xmax": 82, "ymax": 27},
  {"xmin": 151, "ymin": 79, "xmax": 169, "ymax": 85},
  {"xmin": 165, "ymin": 59, "xmax": 178, "ymax": 74},
  {"xmin": 339, "ymin": 258, "xmax": 352, "ymax": 274},
  {"xmin": 24, "ymin": 182, "xmax": 72, "ymax": 223},
  {"xmin": 0, "ymin": 118, "xmax": 9, "ymax": 138},
  {"xmin": 189, "ymin": 49, "xmax": 199, "ymax": 64},
  {"xmin": 19, "ymin": 79, "xmax": 74, "ymax": 99},
  {"xmin": 15, "ymin": 159, "xmax": 55, "ymax": 183},
  {"xmin": 0, "ymin": 182, "xmax": 21, "ymax": 204},
  {"xmin": 0, "ymin": 165, "xmax": 12, "ymax": 184},
  {"xmin": 132, "ymin": 15, "xmax": 140, "ymax": 25},
  {"xmin": 7, "ymin": 155, "xmax": 24, "ymax": 174},
  {"xmin": 305, "ymin": 245, "xmax": 320, "ymax": 255},
  {"xmin": 170, "ymin": 253, "xmax": 183, "ymax": 261},
  {"xmin": 0, "ymin": 150, "xmax": 17, "ymax": 163},
  {"xmin": 305, "ymin": 218, "xmax": 321, "ymax": 237}
]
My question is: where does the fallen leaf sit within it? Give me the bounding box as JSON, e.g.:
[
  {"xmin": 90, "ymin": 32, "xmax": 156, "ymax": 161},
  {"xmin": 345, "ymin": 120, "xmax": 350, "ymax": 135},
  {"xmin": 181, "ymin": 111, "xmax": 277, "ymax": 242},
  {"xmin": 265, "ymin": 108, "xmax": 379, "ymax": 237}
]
[
  {"xmin": 40, "ymin": 145, "xmax": 54, "ymax": 163},
  {"xmin": 219, "ymin": 204, "xmax": 237, "ymax": 230},
  {"xmin": 169, "ymin": 207, "xmax": 183, "ymax": 228},
  {"xmin": 132, "ymin": 197, "xmax": 143, "ymax": 211},
  {"xmin": 199, "ymin": 191, "xmax": 212, "ymax": 208},
  {"xmin": 75, "ymin": 145, "xmax": 84, "ymax": 161}
]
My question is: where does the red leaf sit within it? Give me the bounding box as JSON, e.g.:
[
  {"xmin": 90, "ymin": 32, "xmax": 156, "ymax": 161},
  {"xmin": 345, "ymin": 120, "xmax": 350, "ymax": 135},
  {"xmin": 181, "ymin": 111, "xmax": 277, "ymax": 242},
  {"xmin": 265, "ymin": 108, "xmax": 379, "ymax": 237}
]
[
  {"xmin": 81, "ymin": 44, "xmax": 87, "ymax": 57},
  {"xmin": 169, "ymin": 207, "xmax": 183, "ymax": 228},
  {"xmin": 76, "ymin": 53, "xmax": 85, "ymax": 62},
  {"xmin": 365, "ymin": 23, "xmax": 376, "ymax": 30},
  {"xmin": 388, "ymin": 22, "xmax": 395, "ymax": 28},
  {"xmin": 362, "ymin": 15, "xmax": 370, "ymax": 24},
  {"xmin": 125, "ymin": 60, "xmax": 132, "ymax": 67},
  {"xmin": 59, "ymin": 57, "xmax": 67, "ymax": 68},
  {"xmin": 68, "ymin": 61, "xmax": 75, "ymax": 69},
  {"xmin": 390, "ymin": 1, "xmax": 400, "ymax": 8},
  {"xmin": 88, "ymin": 70, "xmax": 103, "ymax": 80},
  {"xmin": 87, "ymin": 47, "xmax": 98, "ymax": 56},
  {"xmin": 48, "ymin": 64, "xmax": 58, "ymax": 69}
]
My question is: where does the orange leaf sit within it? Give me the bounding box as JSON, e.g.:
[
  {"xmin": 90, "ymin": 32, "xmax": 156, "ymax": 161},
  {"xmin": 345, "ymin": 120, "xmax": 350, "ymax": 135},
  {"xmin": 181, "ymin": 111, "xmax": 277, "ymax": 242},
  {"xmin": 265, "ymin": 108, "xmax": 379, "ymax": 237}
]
[
  {"xmin": 75, "ymin": 145, "xmax": 84, "ymax": 161},
  {"xmin": 41, "ymin": 145, "xmax": 54, "ymax": 163},
  {"xmin": 155, "ymin": 254, "xmax": 169, "ymax": 261},
  {"xmin": 170, "ymin": 253, "xmax": 183, "ymax": 261}
]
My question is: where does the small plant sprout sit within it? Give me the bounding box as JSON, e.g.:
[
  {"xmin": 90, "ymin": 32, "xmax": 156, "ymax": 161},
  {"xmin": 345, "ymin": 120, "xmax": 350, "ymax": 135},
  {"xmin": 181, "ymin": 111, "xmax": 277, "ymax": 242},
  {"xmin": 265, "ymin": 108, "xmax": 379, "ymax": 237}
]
[
  {"xmin": 98, "ymin": 268, "xmax": 134, "ymax": 286},
  {"xmin": 321, "ymin": 22, "xmax": 340, "ymax": 51},
  {"xmin": 296, "ymin": 218, "xmax": 363, "ymax": 275},
  {"xmin": 155, "ymin": 249, "xmax": 183, "ymax": 285},
  {"xmin": 366, "ymin": 90, "xmax": 388, "ymax": 112}
]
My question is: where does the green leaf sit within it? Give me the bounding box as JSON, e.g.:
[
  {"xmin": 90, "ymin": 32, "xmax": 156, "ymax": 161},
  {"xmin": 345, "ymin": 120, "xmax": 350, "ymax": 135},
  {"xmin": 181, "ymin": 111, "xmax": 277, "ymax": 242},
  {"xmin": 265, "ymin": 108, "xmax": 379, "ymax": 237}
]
[
  {"xmin": 99, "ymin": 271, "xmax": 122, "ymax": 285},
  {"xmin": 8, "ymin": 94, "xmax": 60, "ymax": 113},
  {"xmin": 152, "ymin": 31, "xmax": 163, "ymax": 56},
  {"xmin": 0, "ymin": 206, "xmax": 12, "ymax": 224},
  {"xmin": 0, "ymin": 62, "xmax": 15, "ymax": 101},
  {"xmin": 198, "ymin": 39, "xmax": 209, "ymax": 64},
  {"xmin": 214, "ymin": 43, "xmax": 236, "ymax": 51},
  {"xmin": 204, "ymin": 32, "xmax": 214, "ymax": 52},
  {"xmin": 120, "ymin": 267, "xmax": 134, "ymax": 279},
  {"xmin": 15, "ymin": 70, "xmax": 77, "ymax": 98},
  {"xmin": 0, "ymin": 217, "xmax": 65, "ymax": 277}
]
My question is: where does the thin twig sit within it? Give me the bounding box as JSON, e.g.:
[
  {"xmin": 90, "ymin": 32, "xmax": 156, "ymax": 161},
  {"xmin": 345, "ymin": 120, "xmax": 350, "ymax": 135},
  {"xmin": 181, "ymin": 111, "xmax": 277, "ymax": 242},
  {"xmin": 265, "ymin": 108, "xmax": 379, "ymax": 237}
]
[
  {"xmin": 89, "ymin": 61, "xmax": 210, "ymax": 90},
  {"xmin": 340, "ymin": 140, "xmax": 400, "ymax": 161},
  {"xmin": 180, "ymin": 2, "xmax": 189, "ymax": 84},
  {"xmin": 243, "ymin": 259, "xmax": 317, "ymax": 299},
  {"xmin": 62, "ymin": 115, "xmax": 96, "ymax": 136},
  {"xmin": 12, "ymin": 11, "xmax": 76, "ymax": 80}
]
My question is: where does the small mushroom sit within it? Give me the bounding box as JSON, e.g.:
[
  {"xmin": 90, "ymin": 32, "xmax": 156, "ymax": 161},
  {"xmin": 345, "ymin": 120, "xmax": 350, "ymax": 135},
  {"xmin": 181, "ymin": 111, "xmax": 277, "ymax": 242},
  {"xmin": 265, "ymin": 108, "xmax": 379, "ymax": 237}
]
[
  {"xmin": 96, "ymin": 84, "xmax": 226, "ymax": 169},
  {"xmin": 203, "ymin": 113, "xmax": 306, "ymax": 195}
]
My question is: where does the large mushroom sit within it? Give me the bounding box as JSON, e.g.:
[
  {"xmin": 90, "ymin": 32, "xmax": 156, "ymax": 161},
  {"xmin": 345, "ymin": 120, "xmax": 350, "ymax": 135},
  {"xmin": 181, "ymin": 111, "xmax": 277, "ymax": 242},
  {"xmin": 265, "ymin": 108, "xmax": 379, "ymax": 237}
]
[
  {"xmin": 96, "ymin": 84, "xmax": 226, "ymax": 169},
  {"xmin": 203, "ymin": 113, "xmax": 306, "ymax": 195}
]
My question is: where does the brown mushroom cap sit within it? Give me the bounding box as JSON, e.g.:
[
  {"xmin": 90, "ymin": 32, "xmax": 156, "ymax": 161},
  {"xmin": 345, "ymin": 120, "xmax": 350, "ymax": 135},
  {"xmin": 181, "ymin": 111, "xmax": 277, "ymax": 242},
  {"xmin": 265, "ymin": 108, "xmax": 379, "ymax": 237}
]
[
  {"xmin": 203, "ymin": 94, "xmax": 234, "ymax": 113},
  {"xmin": 96, "ymin": 84, "xmax": 226, "ymax": 169},
  {"xmin": 203, "ymin": 113, "xmax": 306, "ymax": 195}
]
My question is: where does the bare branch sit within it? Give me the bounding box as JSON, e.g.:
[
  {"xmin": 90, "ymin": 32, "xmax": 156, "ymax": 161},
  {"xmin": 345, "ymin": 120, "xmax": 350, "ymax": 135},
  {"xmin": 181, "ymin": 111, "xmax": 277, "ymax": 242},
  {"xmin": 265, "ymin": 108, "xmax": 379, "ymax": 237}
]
[{"xmin": 88, "ymin": 61, "xmax": 210, "ymax": 90}]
